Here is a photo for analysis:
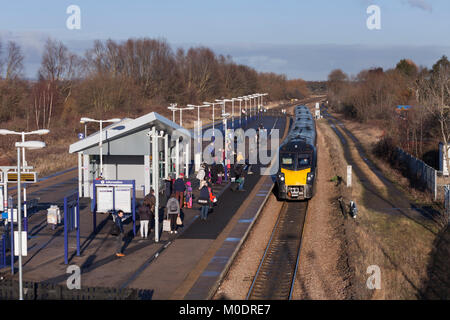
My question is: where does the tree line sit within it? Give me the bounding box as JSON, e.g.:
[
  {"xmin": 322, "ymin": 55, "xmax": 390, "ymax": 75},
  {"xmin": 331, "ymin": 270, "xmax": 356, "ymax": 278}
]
[
  {"xmin": 0, "ymin": 37, "xmax": 310, "ymax": 134},
  {"xmin": 327, "ymin": 56, "xmax": 450, "ymax": 167}
]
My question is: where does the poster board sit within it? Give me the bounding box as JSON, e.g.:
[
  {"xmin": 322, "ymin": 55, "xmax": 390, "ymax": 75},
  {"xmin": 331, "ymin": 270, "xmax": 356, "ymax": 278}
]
[
  {"xmin": 8, "ymin": 208, "xmax": 18, "ymax": 223},
  {"xmin": 114, "ymin": 186, "xmax": 131, "ymax": 213},
  {"xmin": 14, "ymin": 231, "xmax": 27, "ymax": 256},
  {"xmin": 96, "ymin": 186, "xmax": 114, "ymax": 213}
]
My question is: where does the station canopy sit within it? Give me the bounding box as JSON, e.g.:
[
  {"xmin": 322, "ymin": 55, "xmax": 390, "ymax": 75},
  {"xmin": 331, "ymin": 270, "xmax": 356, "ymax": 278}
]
[{"xmin": 69, "ymin": 112, "xmax": 191, "ymax": 156}]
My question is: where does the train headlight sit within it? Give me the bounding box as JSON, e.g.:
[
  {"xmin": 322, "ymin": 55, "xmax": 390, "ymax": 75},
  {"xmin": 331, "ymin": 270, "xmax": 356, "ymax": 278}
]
[
  {"xmin": 307, "ymin": 172, "xmax": 314, "ymax": 183},
  {"xmin": 278, "ymin": 173, "xmax": 285, "ymax": 182}
]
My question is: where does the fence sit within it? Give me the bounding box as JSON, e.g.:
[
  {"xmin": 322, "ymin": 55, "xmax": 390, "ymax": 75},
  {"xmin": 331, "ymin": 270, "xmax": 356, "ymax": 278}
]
[
  {"xmin": 396, "ymin": 148, "xmax": 437, "ymax": 200},
  {"xmin": 0, "ymin": 279, "xmax": 153, "ymax": 300}
]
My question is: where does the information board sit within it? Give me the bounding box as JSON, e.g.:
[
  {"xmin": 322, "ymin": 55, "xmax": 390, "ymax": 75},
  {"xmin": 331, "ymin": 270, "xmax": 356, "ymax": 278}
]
[
  {"xmin": 115, "ymin": 186, "xmax": 131, "ymax": 213},
  {"xmin": 96, "ymin": 186, "xmax": 114, "ymax": 213}
]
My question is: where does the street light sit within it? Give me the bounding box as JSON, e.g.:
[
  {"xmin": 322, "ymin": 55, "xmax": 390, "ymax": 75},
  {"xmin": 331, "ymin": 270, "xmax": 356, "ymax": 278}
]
[
  {"xmin": 79, "ymin": 117, "xmax": 121, "ymax": 178},
  {"xmin": 167, "ymin": 103, "xmax": 178, "ymax": 123},
  {"xmin": 188, "ymin": 104, "xmax": 211, "ymax": 171},
  {"xmin": 14, "ymin": 140, "xmax": 46, "ymax": 300},
  {"xmin": 203, "ymin": 102, "xmax": 221, "ymax": 136},
  {"xmin": 167, "ymin": 105, "xmax": 194, "ymax": 127},
  {"xmin": 0, "ymin": 129, "xmax": 50, "ymax": 237},
  {"xmin": 261, "ymin": 93, "xmax": 268, "ymax": 110},
  {"xmin": 242, "ymin": 96, "xmax": 249, "ymax": 126},
  {"xmin": 235, "ymin": 98, "xmax": 243, "ymax": 127}
]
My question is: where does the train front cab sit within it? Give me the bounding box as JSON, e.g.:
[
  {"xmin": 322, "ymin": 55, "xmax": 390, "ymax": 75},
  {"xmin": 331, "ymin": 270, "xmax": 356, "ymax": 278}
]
[{"xmin": 276, "ymin": 146, "xmax": 316, "ymax": 201}]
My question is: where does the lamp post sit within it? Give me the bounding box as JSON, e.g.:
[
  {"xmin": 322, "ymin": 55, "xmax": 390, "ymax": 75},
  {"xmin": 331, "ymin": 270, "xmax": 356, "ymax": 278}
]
[
  {"xmin": 188, "ymin": 104, "xmax": 210, "ymax": 171},
  {"xmin": 203, "ymin": 102, "xmax": 221, "ymax": 136},
  {"xmin": 79, "ymin": 119, "xmax": 87, "ymax": 138},
  {"xmin": 167, "ymin": 103, "xmax": 178, "ymax": 123},
  {"xmin": 168, "ymin": 106, "xmax": 194, "ymax": 128},
  {"xmin": 15, "ymin": 140, "xmax": 46, "ymax": 300},
  {"xmin": 80, "ymin": 117, "xmax": 121, "ymax": 178},
  {"xmin": 242, "ymin": 96, "xmax": 249, "ymax": 126},
  {"xmin": 215, "ymin": 99, "xmax": 232, "ymax": 133},
  {"xmin": 0, "ymin": 129, "xmax": 49, "ymax": 233},
  {"xmin": 235, "ymin": 98, "xmax": 243, "ymax": 127},
  {"xmin": 261, "ymin": 93, "xmax": 268, "ymax": 110}
]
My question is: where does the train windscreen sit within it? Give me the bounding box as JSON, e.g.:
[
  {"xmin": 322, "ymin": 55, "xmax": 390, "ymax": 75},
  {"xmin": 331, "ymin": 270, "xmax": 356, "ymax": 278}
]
[
  {"xmin": 297, "ymin": 154, "xmax": 312, "ymax": 169},
  {"xmin": 281, "ymin": 153, "xmax": 296, "ymax": 170}
]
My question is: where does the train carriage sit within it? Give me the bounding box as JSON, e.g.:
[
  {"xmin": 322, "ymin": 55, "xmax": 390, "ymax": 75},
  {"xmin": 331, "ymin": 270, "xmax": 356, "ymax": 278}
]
[{"xmin": 276, "ymin": 105, "xmax": 317, "ymax": 201}]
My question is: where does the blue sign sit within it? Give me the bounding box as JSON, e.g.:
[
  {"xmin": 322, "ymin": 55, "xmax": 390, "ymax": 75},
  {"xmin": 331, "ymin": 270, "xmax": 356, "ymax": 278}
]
[{"xmin": 78, "ymin": 133, "xmax": 85, "ymax": 140}]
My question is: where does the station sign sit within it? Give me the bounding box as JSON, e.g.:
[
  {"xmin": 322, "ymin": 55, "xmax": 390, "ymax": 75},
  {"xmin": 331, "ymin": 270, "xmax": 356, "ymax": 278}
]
[{"xmin": 7, "ymin": 172, "xmax": 38, "ymax": 183}]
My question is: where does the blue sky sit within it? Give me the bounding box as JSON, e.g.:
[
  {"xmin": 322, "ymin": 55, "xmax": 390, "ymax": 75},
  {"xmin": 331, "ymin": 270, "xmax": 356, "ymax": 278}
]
[{"xmin": 0, "ymin": 0, "xmax": 449, "ymax": 80}]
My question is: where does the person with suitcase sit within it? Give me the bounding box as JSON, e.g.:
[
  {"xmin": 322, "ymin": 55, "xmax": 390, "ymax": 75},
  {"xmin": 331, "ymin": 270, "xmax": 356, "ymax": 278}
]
[{"xmin": 166, "ymin": 194, "xmax": 180, "ymax": 234}]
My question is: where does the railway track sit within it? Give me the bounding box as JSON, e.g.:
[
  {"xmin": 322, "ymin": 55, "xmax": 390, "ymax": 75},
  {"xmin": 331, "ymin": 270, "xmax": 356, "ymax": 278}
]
[{"xmin": 246, "ymin": 201, "xmax": 308, "ymax": 300}]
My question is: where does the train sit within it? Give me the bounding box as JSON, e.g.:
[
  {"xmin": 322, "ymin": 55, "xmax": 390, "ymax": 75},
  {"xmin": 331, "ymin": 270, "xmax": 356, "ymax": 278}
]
[{"xmin": 275, "ymin": 105, "xmax": 317, "ymax": 201}]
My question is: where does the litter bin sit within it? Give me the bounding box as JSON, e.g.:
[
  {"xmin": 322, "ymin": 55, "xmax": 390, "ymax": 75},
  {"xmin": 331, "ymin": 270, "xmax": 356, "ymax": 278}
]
[{"xmin": 47, "ymin": 205, "xmax": 61, "ymax": 229}]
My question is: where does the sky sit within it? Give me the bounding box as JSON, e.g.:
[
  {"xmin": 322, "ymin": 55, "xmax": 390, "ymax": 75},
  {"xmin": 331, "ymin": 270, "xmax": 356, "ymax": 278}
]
[{"xmin": 0, "ymin": 0, "xmax": 449, "ymax": 80}]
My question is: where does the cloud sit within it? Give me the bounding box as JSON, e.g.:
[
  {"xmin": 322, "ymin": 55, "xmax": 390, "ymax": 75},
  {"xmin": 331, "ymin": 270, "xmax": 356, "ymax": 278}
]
[{"xmin": 406, "ymin": 0, "xmax": 432, "ymax": 12}]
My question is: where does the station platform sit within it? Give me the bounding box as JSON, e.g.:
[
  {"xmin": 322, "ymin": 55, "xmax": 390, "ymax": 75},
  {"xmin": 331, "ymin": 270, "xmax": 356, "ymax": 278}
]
[{"xmin": 0, "ymin": 114, "xmax": 288, "ymax": 300}]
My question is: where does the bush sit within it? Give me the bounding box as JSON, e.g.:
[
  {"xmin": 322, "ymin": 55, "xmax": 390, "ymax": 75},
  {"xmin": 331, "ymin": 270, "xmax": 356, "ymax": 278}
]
[{"xmin": 372, "ymin": 136, "xmax": 398, "ymax": 163}]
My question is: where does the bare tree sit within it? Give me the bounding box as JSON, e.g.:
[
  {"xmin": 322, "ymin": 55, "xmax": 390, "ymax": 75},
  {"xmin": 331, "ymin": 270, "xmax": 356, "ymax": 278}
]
[
  {"xmin": 417, "ymin": 56, "xmax": 450, "ymax": 171},
  {"xmin": 5, "ymin": 41, "xmax": 24, "ymax": 80}
]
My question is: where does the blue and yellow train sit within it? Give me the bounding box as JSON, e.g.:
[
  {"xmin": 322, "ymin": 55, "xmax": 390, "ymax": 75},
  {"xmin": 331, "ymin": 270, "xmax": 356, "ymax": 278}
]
[{"xmin": 276, "ymin": 105, "xmax": 317, "ymax": 201}]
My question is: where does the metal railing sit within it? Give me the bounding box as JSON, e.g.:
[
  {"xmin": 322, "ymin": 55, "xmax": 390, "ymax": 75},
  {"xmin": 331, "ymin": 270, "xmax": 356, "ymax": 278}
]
[{"xmin": 396, "ymin": 148, "xmax": 437, "ymax": 200}]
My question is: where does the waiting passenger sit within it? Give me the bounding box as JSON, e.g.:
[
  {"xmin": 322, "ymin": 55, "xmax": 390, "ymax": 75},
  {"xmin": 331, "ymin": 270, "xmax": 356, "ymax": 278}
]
[
  {"xmin": 174, "ymin": 173, "xmax": 186, "ymax": 208},
  {"xmin": 185, "ymin": 181, "xmax": 193, "ymax": 209},
  {"xmin": 234, "ymin": 164, "xmax": 246, "ymax": 191},
  {"xmin": 140, "ymin": 188, "xmax": 155, "ymax": 238},
  {"xmin": 198, "ymin": 181, "xmax": 210, "ymax": 221},
  {"xmin": 196, "ymin": 163, "xmax": 206, "ymax": 188},
  {"xmin": 114, "ymin": 210, "xmax": 126, "ymax": 257}
]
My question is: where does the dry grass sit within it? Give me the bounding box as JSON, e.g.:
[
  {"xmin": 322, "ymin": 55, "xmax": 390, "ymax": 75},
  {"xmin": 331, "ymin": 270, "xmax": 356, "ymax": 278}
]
[{"xmin": 317, "ymin": 119, "xmax": 438, "ymax": 299}]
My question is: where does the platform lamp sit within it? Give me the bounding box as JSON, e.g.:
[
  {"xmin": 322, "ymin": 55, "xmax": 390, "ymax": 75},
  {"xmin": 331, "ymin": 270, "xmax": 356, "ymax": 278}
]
[
  {"xmin": 0, "ymin": 129, "xmax": 49, "ymax": 234},
  {"xmin": 187, "ymin": 104, "xmax": 211, "ymax": 172},
  {"xmin": 167, "ymin": 103, "xmax": 178, "ymax": 123},
  {"xmin": 242, "ymin": 96, "xmax": 249, "ymax": 126},
  {"xmin": 235, "ymin": 98, "xmax": 244, "ymax": 127},
  {"xmin": 14, "ymin": 140, "xmax": 46, "ymax": 300},
  {"xmin": 168, "ymin": 105, "xmax": 194, "ymax": 128},
  {"xmin": 202, "ymin": 102, "xmax": 221, "ymax": 137},
  {"xmin": 80, "ymin": 117, "xmax": 121, "ymax": 178}
]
